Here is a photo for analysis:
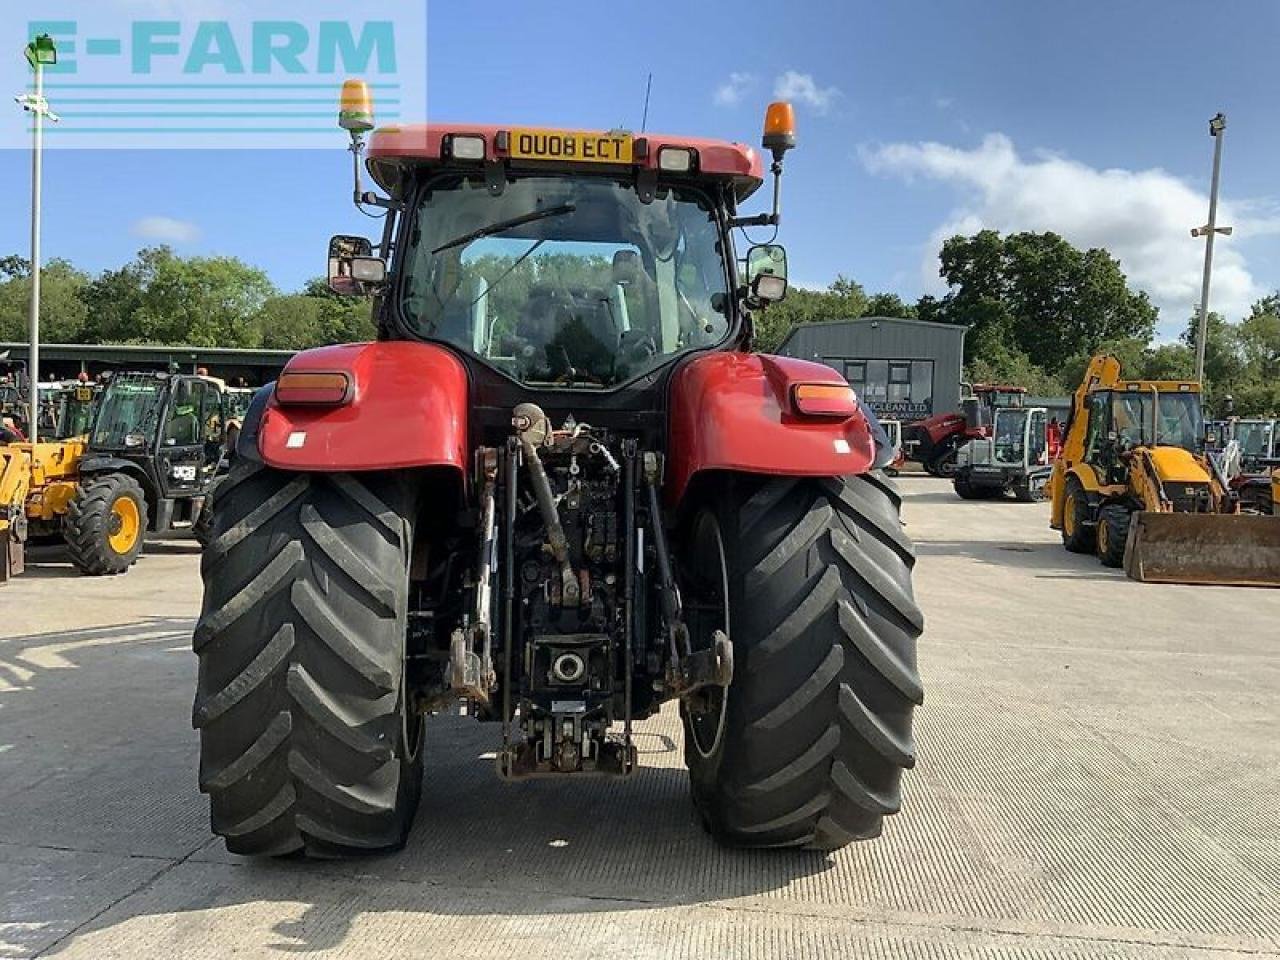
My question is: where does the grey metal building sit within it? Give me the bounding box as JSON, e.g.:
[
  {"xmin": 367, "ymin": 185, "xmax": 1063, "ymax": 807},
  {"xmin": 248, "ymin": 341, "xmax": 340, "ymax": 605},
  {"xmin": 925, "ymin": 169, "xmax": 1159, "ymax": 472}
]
[
  {"xmin": 0, "ymin": 342, "xmax": 293, "ymax": 387},
  {"xmin": 776, "ymin": 317, "xmax": 967, "ymax": 420}
]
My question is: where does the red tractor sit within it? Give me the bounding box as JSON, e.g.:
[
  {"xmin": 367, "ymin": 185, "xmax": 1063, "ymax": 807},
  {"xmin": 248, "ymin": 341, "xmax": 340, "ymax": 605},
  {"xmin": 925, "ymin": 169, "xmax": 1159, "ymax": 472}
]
[
  {"xmin": 904, "ymin": 383, "xmax": 1027, "ymax": 476},
  {"xmin": 192, "ymin": 87, "xmax": 924, "ymax": 858}
]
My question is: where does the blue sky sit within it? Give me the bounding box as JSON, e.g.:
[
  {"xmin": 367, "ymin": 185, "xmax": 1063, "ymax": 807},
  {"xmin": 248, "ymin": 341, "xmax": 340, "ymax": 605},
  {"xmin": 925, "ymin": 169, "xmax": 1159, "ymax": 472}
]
[{"xmin": 4, "ymin": 0, "xmax": 1279, "ymax": 337}]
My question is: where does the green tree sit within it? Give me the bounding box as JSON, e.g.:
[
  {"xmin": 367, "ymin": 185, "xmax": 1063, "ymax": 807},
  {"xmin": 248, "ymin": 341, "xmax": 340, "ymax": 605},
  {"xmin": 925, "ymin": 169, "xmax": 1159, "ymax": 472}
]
[
  {"xmin": 1180, "ymin": 311, "xmax": 1244, "ymax": 407},
  {"xmin": 253, "ymin": 287, "xmax": 375, "ymax": 350},
  {"xmin": 924, "ymin": 230, "xmax": 1157, "ymax": 375},
  {"xmin": 752, "ymin": 274, "xmax": 870, "ymax": 353},
  {"xmin": 0, "ymin": 258, "xmax": 90, "ymax": 342},
  {"xmin": 1058, "ymin": 337, "xmax": 1150, "ymax": 391},
  {"xmin": 1142, "ymin": 342, "xmax": 1194, "ymax": 381},
  {"xmin": 82, "ymin": 247, "xmax": 275, "ymax": 347},
  {"xmin": 1226, "ymin": 294, "xmax": 1280, "ymax": 415},
  {"xmin": 966, "ymin": 345, "xmax": 1067, "ymax": 395},
  {"xmin": 862, "ymin": 292, "xmax": 917, "ymax": 319},
  {"xmin": 0, "ymin": 255, "xmax": 31, "ymax": 280}
]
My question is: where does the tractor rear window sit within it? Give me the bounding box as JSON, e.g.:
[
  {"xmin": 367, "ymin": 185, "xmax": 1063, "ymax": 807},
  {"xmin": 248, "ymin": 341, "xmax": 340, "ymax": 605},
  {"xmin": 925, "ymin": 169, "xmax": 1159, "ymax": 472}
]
[{"xmin": 398, "ymin": 176, "xmax": 730, "ymax": 388}]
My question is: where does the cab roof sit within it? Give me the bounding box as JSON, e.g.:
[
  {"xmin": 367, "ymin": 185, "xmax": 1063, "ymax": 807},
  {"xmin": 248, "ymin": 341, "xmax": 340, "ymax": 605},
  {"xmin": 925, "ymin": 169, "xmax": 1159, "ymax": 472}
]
[{"xmin": 366, "ymin": 123, "xmax": 765, "ymax": 202}]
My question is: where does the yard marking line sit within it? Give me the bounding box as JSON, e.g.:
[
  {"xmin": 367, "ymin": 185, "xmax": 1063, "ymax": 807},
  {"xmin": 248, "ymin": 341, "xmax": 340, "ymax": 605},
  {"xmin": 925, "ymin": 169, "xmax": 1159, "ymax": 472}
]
[
  {"xmin": 0, "ymin": 659, "xmax": 36, "ymax": 683},
  {"xmin": 16, "ymin": 630, "xmax": 189, "ymax": 670}
]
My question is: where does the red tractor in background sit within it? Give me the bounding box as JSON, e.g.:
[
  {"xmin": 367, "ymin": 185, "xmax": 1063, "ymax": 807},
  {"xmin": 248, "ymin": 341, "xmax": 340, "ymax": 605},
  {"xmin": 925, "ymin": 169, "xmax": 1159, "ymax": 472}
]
[
  {"xmin": 903, "ymin": 383, "xmax": 1028, "ymax": 476},
  {"xmin": 192, "ymin": 88, "xmax": 924, "ymax": 859}
]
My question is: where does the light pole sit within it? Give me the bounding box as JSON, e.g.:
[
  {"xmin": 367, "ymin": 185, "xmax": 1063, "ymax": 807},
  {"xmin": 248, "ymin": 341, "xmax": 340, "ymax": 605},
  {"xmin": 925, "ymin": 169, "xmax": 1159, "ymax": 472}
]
[
  {"xmin": 15, "ymin": 33, "xmax": 59, "ymax": 445},
  {"xmin": 1190, "ymin": 112, "xmax": 1231, "ymax": 384}
]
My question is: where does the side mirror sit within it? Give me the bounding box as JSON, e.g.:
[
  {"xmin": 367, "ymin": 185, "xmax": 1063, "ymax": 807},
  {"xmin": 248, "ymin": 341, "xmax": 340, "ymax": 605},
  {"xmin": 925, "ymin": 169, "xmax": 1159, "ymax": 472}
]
[
  {"xmin": 328, "ymin": 235, "xmax": 387, "ymax": 296},
  {"xmin": 745, "ymin": 243, "xmax": 788, "ymax": 304}
]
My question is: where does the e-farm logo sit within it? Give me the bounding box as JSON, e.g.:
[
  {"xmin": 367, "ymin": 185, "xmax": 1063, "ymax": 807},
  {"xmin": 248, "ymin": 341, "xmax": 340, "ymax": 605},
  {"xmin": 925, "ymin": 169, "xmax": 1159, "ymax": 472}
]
[{"xmin": 6, "ymin": 1, "xmax": 426, "ymax": 149}]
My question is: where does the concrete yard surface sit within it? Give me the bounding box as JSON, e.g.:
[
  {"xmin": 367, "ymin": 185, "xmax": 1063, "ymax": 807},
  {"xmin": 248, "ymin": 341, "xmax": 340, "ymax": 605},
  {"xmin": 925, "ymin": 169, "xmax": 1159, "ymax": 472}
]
[{"xmin": 2, "ymin": 477, "xmax": 1279, "ymax": 958}]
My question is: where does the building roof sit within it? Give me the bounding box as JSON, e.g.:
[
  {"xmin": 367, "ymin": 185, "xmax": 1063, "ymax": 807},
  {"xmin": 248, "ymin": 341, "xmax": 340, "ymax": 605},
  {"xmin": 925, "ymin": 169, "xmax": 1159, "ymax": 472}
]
[
  {"xmin": 0, "ymin": 342, "xmax": 295, "ymax": 363},
  {"xmin": 776, "ymin": 316, "xmax": 967, "ymax": 353}
]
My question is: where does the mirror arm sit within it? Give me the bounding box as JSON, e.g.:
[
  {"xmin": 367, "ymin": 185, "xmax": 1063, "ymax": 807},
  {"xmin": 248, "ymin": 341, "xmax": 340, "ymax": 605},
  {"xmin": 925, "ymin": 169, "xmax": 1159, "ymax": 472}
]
[
  {"xmin": 349, "ymin": 131, "xmax": 399, "ymax": 212},
  {"xmin": 728, "ymin": 158, "xmax": 784, "ymax": 229}
]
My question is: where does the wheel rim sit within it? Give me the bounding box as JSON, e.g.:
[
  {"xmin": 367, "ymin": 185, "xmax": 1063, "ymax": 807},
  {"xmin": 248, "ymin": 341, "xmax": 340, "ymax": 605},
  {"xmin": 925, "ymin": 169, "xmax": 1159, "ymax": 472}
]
[
  {"xmin": 1097, "ymin": 516, "xmax": 1109, "ymax": 556},
  {"xmin": 1063, "ymin": 493, "xmax": 1077, "ymax": 537},
  {"xmin": 684, "ymin": 510, "xmax": 730, "ymax": 760},
  {"xmin": 107, "ymin": 496, "xmax": 141, "ymax": 555}
]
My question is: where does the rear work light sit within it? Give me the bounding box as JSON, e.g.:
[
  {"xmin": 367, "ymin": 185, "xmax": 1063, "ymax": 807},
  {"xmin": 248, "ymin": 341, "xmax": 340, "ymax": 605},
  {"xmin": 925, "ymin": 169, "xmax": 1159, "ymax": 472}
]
[
  {"xmin": 792, "ymin": 383, "xmax": 858, "ymax": 419},
  {"xmin": 657, "ymin": 146, "xmax": 696, "ymax": 172},
  {"xmin": 275, "ymin": 372, "xmax": 352, "ymax": 406},
  {"xmin": 448, "ymin": 134, "xmax": 486, "ymax": 161}
]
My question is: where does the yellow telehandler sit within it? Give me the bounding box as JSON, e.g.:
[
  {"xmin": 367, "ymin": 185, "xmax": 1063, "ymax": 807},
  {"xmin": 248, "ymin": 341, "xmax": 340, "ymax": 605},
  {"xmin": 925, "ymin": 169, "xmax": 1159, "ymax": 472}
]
[
  {"xmin": 1048, "ymin": 355, "xmax": 1280, "ymax": 586},
  {"xmin": 0, "ymin": 439, "xmax": 85, "ymax": 582}
]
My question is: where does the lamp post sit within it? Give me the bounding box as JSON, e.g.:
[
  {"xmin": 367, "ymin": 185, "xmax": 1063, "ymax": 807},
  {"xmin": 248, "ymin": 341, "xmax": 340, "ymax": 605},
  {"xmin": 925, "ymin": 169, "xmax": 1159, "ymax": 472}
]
[
  {"xmin": 15, "ymin": 34, "xmax": 58, "ymax": 445},
  {"xmin": 1190, "ymin": 112, "xmax": 1231, "ymax": 384}
]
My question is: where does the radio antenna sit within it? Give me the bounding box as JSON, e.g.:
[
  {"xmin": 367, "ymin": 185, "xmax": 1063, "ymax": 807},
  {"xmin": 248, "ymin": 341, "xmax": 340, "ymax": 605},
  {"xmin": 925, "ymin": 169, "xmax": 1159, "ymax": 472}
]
[{"xmin": 640, "ymin": 72, "xmax": 653, "ymax": 132}]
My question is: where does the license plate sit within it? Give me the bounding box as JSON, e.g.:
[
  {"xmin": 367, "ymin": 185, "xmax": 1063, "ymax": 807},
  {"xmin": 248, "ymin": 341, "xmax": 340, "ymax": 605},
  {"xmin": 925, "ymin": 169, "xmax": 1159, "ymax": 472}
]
[
  {"xmin": 75, "ymin": 386, "xmax": 93, "ymax": 402},
  {"xmin": 509, "ymin": 129, "xmax": 632, "ymax": 164}
]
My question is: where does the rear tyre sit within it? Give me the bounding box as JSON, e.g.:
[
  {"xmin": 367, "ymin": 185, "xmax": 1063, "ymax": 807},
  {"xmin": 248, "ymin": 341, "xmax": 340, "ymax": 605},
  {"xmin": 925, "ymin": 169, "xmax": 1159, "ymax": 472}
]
[
  {"xmin": 685, "ymin": 473, "xmax": 924, "ymax": 851},
  {"xmin": 193, "ymin": 458, "xmax": 423, "ymax": 857},
  {"xmin": 1060, "ymin": 477, "xmax": 1096, "ymax": 554},
  {"xmin": 192, "ymin": 496, "xmax": 213, "ymax": 549},
  {"xmin": 953, "ymin": 477, "xmax": 985, "ymax": 500},
  {"xmin": 1096, "ymin": 503, "xmax": 1131, "ymax": 568},
  {"xmin": 64, "ymin": 474, "xmax": 146, "ymax": 575}
]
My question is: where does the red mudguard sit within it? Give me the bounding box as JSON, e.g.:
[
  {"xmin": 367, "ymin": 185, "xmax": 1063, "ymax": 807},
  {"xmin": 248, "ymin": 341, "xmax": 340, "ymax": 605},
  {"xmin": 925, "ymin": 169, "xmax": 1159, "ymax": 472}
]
[
  {"xmin": 258, "ymin": 341, "xmax": 468, "ymax": 474},
  {"xmin": 667, "ymin": 352, "xmax": 877, "ymax": 505}
]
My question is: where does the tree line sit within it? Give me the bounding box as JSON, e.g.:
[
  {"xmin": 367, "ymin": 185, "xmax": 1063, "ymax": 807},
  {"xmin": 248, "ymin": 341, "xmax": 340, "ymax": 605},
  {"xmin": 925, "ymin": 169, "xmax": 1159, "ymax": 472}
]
[
  {"xmin": 3, "ymin": 232, "xmax": 1277, "ymax": 416},
  {"xmin": 759, "ymin": 229, "xmax": 1279, "ymax": 416},
  {"xmin": 0, "ymin": 247, "xmax": 373, "ymax": 352}
]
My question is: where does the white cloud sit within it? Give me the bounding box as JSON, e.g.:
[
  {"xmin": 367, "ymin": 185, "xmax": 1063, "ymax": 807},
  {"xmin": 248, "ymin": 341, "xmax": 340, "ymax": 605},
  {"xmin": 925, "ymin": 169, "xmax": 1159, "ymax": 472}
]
[
  {"xmin": 713, "ymin": 72, "xmax": 754, "ymax": 107},
  {"xmin": 132, "ymin": 216, "xmax": 202, "ymax": 244},
  {"xmin": 773, "ymin": 71, "xmax": 840, "ymax": 115},
  {"xmin": 861, "ymin": 133, "xmax": 1280, "ymax": 334}
]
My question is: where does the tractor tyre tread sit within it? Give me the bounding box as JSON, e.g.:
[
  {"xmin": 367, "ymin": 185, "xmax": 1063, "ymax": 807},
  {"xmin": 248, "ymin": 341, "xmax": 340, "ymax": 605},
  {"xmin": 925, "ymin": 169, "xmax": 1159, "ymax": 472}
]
[
  {"xmin": 1097, "ymin": 503, "xmax": 1131, "ymax": 568},
  {"xmin": 192, "ymin": 458, "xmax": 422, "ymax": 858},
  {"xmin": 1061, "ymin": 476, "xmax": 1097, "ymax": 554},
  {"xmin": 64, "ymin": 474, "xmax": 146, "ymax": 575},
  {"xmin": 687, "ymin": 473, "xmax": 924, "ymax": 851}
]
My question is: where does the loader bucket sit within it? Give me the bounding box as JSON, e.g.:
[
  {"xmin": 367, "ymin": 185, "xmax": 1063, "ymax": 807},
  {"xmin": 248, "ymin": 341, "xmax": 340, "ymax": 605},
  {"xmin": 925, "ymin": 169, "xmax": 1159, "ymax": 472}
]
[{"xmin": 1124, "ymin": 511, "xmax": 1280, "ymax": 587}]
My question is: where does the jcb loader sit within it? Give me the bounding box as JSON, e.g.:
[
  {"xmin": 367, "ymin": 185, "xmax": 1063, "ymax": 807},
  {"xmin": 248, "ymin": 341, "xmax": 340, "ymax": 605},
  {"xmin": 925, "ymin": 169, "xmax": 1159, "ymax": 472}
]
[{"xmin": 1048, "ymin": 355, "xmax": 1280, "ymax": 586}]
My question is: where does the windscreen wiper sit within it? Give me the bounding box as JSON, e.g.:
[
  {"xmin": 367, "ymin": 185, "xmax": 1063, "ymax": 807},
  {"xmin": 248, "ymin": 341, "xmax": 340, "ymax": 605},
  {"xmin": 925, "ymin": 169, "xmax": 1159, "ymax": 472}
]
[{"xmin": 431, "ymin": 203, "xmax": 576, "ymax": 255}]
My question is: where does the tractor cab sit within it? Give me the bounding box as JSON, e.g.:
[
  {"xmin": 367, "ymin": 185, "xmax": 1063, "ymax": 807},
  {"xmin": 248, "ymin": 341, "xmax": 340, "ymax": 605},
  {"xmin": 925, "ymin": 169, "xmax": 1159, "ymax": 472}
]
[
  {"xmin": 0, "ymin": 359, "xmax": 30, "ymax": 439},
  {"xmin": 1232, "ymin": 418, "xmax": 1277, "ymax": 473},
  {"xmin": 964, "ymin": 383, "xmax": 1027, "ymax": 433},
  {"xmin": 325, "ymin": 103, "xmax": 794, "ymax": 441},
  {"xmin": 953, "ymin": 405, "xmax": 1052, "ymax": 501},
  {"xmin": 84, "ymin": 371, "xmax": 224, "ymax": 534},
  {"xmin": 37, "ymin": 380, "xmax": 98, "ymax": 440},
  {"xmin": 1079, "ymin": 383, "xmax": 1205, "ymax": 487}
]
